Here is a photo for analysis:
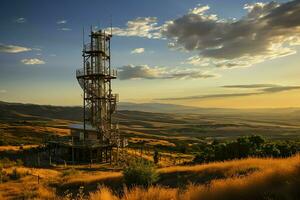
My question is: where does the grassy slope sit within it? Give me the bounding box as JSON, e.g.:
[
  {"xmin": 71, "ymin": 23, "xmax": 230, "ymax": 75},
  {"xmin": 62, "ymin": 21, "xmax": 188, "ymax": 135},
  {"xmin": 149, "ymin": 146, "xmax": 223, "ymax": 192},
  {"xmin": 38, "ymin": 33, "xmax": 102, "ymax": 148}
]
[
  {"xmin": 1, "ymin": 155, "xmax": 299, "ymax": 199},
  {"xmin": 90, "ymin": 155, "xmax": 300, "ymax": 200}
]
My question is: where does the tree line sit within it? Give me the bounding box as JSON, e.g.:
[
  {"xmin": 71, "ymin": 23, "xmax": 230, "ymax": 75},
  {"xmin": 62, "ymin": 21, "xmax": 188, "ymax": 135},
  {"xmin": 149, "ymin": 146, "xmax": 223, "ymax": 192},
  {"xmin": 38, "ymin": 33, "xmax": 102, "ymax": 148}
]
[{"xmin": 193, "ymin": 135, "xmax": 300, "ymax": 163}]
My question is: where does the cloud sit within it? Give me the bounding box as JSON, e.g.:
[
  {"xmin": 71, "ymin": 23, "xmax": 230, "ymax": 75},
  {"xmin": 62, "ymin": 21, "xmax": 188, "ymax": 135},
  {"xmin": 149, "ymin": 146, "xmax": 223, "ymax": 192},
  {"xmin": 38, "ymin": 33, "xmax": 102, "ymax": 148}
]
[
  {"xmin": 59, "ymin": 27, "xmax": 71, "ymax": 31},
  {"xmin": 118, "ymin": 64, "xmax": 217, "ymax": 80},
  {"xmin": 222, "ymin": 84, "xmax": 278, "ymax": 89},
  {"xmin": 163, "ymin": 1, "xmax": 300, "ymax": 68},
  {"xmin": 189, "ymin": 4, "xmax": 210, "ymax": 15},
  {"xmin": 0, "ymin": 44, "xmax": 32, "ymax": 53},
  {"xmin": 222, "ymin": 84, "xmax": 300, "ymax": 93},
  {"xmin": 108, "ymin": 17, "xmax": 161, "ymax": 39},
  {"xmin": 131, "ymin": 48, "xmax": 145, "ymax": 54},
  {"xmin": 262, "ymin": 86, "xmax": 300, "ymax": 93},
  {"xmin": 57, "ymin": 20, "xmax": 67, "ymax": 24},
  {"xmin": 21, "ymin": 58, "xmax": 45, "ymax": 65},
  {"xmin": 158, "ymin": 92, "xmax": 261, "ymax": 101},
  {"xmin": 157, "ymin": 84, "xmax": 300, "ymax": 100},
  {"xmin": 14, "ymin": 17, "xmax": 26, "ymax": 23},
  {"xmin": 0, "ymin": 89, "xmax": 7, "ymax": 93}
]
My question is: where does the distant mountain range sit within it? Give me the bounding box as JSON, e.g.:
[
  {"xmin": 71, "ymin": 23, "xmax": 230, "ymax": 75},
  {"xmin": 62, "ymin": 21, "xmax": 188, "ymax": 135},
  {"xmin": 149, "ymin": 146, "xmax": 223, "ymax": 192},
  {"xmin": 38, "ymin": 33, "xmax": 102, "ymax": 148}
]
[
  {"xmin": 1, "ymin": 101, "xmax": 300, "ymax": 120},
  {"xmin": 118, "ymin": 102, "xmax": 238, "ymax": 114},
  {"xmin": 119, "ymin": 102, "xmax": 300, "ymax": 115}
]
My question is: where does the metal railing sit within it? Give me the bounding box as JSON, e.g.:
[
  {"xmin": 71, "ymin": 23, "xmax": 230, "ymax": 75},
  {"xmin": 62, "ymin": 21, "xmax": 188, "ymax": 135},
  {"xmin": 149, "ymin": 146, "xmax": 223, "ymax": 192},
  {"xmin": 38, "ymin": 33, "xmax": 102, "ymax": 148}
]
[
  {"xmin": 76, "ymin": 68, "xmax": 117, "ymax": 78},
  {"xmin": 84, "ymin": 43, "xmax": 109, "ymax": 53},
  {"xmin": 48, "ymin": 136, "xmax": 104, "ymax": 147},
  {"xmin": 109, "ymin": 93, "xmax": 119, "ymax": 102}
]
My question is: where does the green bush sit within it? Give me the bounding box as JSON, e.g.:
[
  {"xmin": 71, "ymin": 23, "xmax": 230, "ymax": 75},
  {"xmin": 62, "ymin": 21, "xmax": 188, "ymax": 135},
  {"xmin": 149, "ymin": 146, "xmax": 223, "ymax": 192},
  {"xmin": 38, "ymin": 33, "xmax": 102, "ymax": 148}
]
[
  {"xmin": 153, "ymin": 150, "xmax": 159, "ymax": 164},
  {"xmin": 0, "ymin": 158, "xmax": 16, "ymax": 168},
  {"xmin": 10, "ymin": 168, "xmax": 21, "ymax": 180},
  {"xmin": 0, "ymin": 167, "xmax": 9, "ymax": 183},
  {"xmin": 16, "ymin": 159, "xmax": 23, "ymax": 166},
  {"xmin": 123, "ymin": 159, "xmax": 159, "ymax": 187},
  {"xmin": 62, "ymin": 168, "xmax": 79, "ymax": 177}
]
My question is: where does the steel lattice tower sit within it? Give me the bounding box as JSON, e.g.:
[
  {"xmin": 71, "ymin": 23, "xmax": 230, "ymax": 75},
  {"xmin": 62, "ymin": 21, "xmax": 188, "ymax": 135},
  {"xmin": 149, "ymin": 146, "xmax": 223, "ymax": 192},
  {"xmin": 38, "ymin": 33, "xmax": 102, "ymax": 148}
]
[{"xmin": 76, "ymin": 28, "xmax": 119, "ymax": 146}]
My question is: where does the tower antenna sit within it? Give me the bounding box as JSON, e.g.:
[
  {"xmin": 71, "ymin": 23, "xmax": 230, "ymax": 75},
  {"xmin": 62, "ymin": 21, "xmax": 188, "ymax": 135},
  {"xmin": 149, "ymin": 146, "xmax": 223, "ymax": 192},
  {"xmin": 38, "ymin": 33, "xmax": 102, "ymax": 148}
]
[
  {"xmin": 110, "ymin": 15, "xmax": 113, "ymax": 36},
  {"xmin": 82, "ymin": 26, "xmax": 85, "ymax": 48}
]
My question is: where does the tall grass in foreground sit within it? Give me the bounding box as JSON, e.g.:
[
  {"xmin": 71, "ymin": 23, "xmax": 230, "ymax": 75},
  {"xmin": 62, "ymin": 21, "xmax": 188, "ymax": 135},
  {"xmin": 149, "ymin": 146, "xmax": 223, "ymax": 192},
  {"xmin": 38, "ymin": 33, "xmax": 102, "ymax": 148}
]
[{"xmin": 88, "ymin": 155, "xmax": 300, "ymax": 200}]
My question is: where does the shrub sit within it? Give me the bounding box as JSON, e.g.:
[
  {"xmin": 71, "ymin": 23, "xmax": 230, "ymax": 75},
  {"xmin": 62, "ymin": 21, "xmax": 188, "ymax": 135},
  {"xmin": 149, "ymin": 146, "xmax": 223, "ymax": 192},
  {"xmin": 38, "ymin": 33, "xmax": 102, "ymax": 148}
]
[
  {"xmin": 153, "ymin": 150, "xmax": 159, "ymax": 164},
  {"xmin": 16, "ymin": 159, "xmax": 23, "ymax": 166},
  {"xmin": 0, "ymin": 168, "xmax": 9, "ymax": 183},
  {"xmin": 123, "ymin": 159, "xmax": 159, "ymax": 187},
  {"xmin": 0, "ymin": 158, "xmax": 16, "ymax": 168},
  {"xmin": 10, "ymin": 168, "xmax": 21, "ymax": 180},
  {"xmin": 62, "ymin": 168, "xmax": 79, "ymax": 177}
]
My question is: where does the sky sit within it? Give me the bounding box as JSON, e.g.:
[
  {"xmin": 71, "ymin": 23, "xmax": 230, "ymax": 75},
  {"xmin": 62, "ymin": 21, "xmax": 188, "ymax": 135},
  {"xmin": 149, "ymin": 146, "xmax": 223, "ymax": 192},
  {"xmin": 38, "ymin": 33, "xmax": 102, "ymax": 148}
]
[{"xmin": 0, "ymin": 0, "xmax": 300, "ymax": 108}]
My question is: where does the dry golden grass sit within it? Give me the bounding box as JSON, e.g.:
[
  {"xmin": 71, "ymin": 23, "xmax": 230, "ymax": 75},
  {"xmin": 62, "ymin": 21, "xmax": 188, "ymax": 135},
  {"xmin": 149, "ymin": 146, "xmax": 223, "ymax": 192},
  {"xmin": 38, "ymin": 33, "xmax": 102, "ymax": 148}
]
[
  {"xmin": 129, "ymin": 137, "xmax": 176, "ymax": 147},
  {"xmin": 122, "ymin": 186, "xmax": 178, "ymax": 200},
  {"xmin": 88, "ymin": 155, "xmax": 300, "ymax": 200},
  {"xmin": 35, "ymin": 185, "xmax": 56, "ymax": 200},
  {"xmin": 158, "ymin": 156, "xmax": 279, "ymax": 174},
  {"xmin": 3, "ymin": 166, "xmax": 60, "ymax": 179},
  {"xmin": 0, "ymin": 166, "xmax": 60, "ymax": 200},
  {"xmin": 1, "ymin": 155, "xmax": 299, "ymax": 199},
  {"xmin": 0, "ymin": 172, "xmax": 56, "ymax": 200},
  {"xmin": 125, "ymin": 148, "xmax": 154, "ymax": 162},
  {"xmin": 17, "ymin": 125, "xmax": 70, "ymax": 136},
  {"xmin": 124, "ymin": 148, "xmax": 193, "ymax": 167},
  {"xmin": 64, "ymin": 171, "xmax": 122, "ymax": 186},
  {"xmin": 0, "ymin": 144, "xmax": 39, "ymax": 152},
  {"xmin": 89, "ymin": 186, "xmax": 119, "ymax": 200}
]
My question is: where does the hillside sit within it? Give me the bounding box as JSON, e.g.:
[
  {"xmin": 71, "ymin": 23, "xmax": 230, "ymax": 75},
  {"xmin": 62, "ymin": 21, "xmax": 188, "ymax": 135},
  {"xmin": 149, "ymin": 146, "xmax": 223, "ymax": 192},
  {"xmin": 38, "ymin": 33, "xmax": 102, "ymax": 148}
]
[
  {"xmin": 1, "ymin": 101, "xmax": 300, "ymax": 146},
  {"xmin": 2, "ymin": 101, "xmax": 300, "ymax": 117},
  {"xmin": 0, "ymin": 155, "xmax": 299, "ymax": 199},
  {"xmin": 1, "ymin": 101, "xmax": 300, "ymax": 199}
]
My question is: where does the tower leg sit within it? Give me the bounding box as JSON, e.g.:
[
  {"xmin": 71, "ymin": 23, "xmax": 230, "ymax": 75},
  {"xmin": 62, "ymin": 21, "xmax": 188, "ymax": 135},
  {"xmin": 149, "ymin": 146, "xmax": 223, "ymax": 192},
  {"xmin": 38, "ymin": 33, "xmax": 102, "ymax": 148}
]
[
  {"xmin": 105, "ymin": 148, "xmax": 108, "ymax": 162},
  {"xmin": 72, "ymin": 147, "xmax": 75, "ymax": 164}
]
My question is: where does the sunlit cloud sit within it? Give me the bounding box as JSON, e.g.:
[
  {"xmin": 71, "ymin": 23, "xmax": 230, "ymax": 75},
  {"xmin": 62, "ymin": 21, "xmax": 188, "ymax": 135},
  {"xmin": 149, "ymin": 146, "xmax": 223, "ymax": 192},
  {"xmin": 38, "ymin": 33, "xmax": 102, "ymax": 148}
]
[
  {"xmin": 118, "ymin": 64, "xmax": 217, "ymax": 80},
  {"xmin": 163, "ymin": 1, "xmax": 300, "ymax": 68},
  {"xmin": 0, "ymin": 89, "xmax": 7, "ymax": 93},
  {"xmin": 109, "ymin": 1, "xmax": 300, "ymax": 68},
  {"xmin": 157, "ymin": 84, "xmax": 300, "ymax": 100},
  {"xmin": 107, "ymin": 17, "xmax": 162, "ymax": 39},
  {"xmin": 0, "ymin": 44, "xmax": 32, "ymax": 53},
  {"xmin": 21, "ymin": 58, "xmax": 45, "ymax": 65},
  {"xmin": 131, "ymin": 48, "xmax": 145, "ymax": 54},
  {"xmin": 189, "ymin": 4, "xmax": 210, "ymax": 15},
  {"xmin": 222, "ymin": 84, "xmax": 278, "ymax": 89}
]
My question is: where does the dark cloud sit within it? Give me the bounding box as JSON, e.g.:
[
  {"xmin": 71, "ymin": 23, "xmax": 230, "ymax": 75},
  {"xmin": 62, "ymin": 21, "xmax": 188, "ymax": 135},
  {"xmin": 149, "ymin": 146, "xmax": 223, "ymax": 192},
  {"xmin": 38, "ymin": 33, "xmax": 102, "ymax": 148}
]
[
  {"xmin": 118, "ymin": 65, "xmax": 217, "ymax": 80},
  {"xmin": 222, "ymin": 84, "xmax": 278, "ymax": 89},
  {"xmin": 118, "ymin": 65, "xmax": 158, "ymax": 80},
  {"xmin": 163, "ymin": 0, "xmax": 300, "ymax": 68},
  {"xmin": 157, "ymin": 92, "xmax": 260, "ymax": 101},
  {"xmin": 262, "ymin": 86, "xmax": 300, "ymax": 93},
  {"xmin": 165, "ymin": 71, "xmax": 216, "ymax": 79},
  {"xmin": 157, "ymin": 84, "xmax": 300, "ymax": 100}
]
